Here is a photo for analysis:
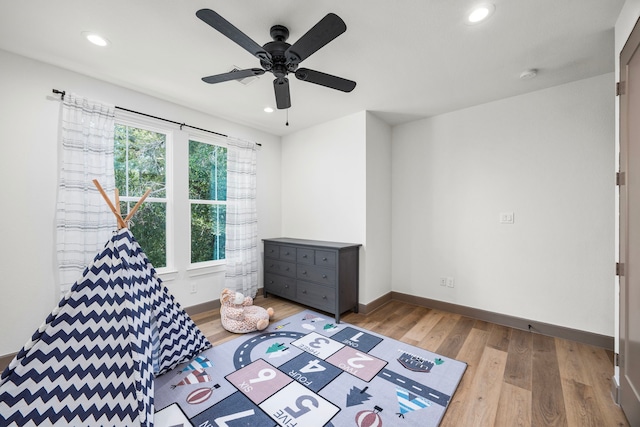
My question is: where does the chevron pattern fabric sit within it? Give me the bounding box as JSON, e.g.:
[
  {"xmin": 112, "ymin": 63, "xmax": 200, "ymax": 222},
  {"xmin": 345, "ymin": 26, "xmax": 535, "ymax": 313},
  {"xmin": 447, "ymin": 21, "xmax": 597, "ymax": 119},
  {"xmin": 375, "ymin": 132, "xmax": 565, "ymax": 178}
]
[{"xmin": 0, "ymin": 228, "xmax": 211, "ymax": 426}]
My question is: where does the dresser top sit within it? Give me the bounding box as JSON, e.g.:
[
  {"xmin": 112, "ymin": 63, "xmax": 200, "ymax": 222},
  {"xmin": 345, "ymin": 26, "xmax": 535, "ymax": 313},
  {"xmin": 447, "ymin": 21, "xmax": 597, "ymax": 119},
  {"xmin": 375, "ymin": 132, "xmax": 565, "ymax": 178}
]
[{"xmin": 263, "ymin": 237, "xmax": 361, "ymax": 250}]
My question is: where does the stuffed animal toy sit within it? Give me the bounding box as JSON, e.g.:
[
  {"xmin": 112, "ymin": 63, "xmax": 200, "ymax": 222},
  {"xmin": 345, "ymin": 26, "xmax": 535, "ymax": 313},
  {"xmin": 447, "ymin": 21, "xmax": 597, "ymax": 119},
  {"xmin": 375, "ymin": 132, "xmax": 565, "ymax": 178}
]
[{"xmin": 220, "ymin": 288, "xmax": 274, "ymax": 333}]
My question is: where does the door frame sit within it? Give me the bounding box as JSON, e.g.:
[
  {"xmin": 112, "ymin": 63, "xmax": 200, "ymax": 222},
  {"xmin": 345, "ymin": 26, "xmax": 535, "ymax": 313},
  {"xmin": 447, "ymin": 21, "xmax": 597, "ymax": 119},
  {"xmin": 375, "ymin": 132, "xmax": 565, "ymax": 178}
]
[{"xmin": 619, "ymin": 15, "xmax": 640, "ymax": 427}]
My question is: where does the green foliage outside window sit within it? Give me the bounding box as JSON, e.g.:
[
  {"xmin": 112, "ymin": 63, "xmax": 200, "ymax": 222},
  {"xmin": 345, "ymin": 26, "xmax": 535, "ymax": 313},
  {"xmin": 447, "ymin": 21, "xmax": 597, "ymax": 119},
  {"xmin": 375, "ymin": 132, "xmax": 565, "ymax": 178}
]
[
  {"xmin": 114, "ymin": 124, "xmax": 167, "ymax": 268},
  {"xmin": 189, "ymin": 140, "xmax": 227, "ymax": 263}
]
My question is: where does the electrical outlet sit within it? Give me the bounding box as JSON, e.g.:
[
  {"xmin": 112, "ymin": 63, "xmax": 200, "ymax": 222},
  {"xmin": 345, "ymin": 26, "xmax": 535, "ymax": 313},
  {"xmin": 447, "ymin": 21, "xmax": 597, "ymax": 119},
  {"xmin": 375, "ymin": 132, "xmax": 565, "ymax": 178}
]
[
  {"xmin": 446, "ymin": 277, "xmax": 455, "ymax": 288},
  {"xmin": 190, "ymin": 283, "xmax": 197, "ymax": 294},
  {"xmin": 439, "ymin": 277, "xmax": 447, "ymax": 287}
]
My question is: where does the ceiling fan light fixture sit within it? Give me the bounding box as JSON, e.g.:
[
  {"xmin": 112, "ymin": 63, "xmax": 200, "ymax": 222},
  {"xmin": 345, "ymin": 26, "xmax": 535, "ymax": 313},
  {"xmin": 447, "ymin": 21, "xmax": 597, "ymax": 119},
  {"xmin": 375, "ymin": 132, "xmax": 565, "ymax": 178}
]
[
  {"xmin": 264, "ymin": 107, "xmax": 274, "ymax": 113},
  {"xmin": 82, "ymin": 32, "xmax": 110, "ymax": 47},
  {"xmin": 467, "ymin": 3, "xmax": 495, "ymax": 24}
]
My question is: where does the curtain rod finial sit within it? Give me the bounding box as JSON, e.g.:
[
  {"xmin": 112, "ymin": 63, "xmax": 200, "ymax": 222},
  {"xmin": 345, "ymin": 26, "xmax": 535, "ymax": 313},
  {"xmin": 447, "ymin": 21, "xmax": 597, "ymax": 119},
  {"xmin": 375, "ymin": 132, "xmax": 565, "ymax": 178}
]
[{"xmin": 52, "ymin": 89, "xmax": 66, "ymax": 100}]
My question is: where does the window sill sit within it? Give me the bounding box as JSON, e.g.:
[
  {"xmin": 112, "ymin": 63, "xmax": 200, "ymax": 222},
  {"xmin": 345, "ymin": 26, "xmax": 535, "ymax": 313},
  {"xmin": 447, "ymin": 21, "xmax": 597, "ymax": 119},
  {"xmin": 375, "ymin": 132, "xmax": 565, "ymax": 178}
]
[
  {"xmin": 156, "ymin": 268, "xmax": 179, "ymax": 282},
  {"xmin": 187, "ymin": 262, "xmax": 226, "ymax": 277}
]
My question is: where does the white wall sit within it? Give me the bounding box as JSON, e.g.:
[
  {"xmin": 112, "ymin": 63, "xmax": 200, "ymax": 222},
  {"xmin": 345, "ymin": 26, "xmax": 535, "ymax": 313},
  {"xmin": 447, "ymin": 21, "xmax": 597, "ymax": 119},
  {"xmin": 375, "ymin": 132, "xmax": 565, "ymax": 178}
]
[
  {"xmin": 280, "ymin": 112, "xmax": 371, "ymax": 304},
  {"xmin": 280, "ymin": 112, "xmax": 367, "ymax": 243},
  {"xmin": 391, "ymin": 74, "xmax": 615, "ymax": 336},
  {"xmin": 364, "ymin": 112, "xmax": 392, "ymax": 304},
  {"xmin": 0, "ymin": 49, "xmax": 282, "ymax": 357},
  {"xmin": 279, "ymin": 111, "xmax": 392, "ymax": 305}
]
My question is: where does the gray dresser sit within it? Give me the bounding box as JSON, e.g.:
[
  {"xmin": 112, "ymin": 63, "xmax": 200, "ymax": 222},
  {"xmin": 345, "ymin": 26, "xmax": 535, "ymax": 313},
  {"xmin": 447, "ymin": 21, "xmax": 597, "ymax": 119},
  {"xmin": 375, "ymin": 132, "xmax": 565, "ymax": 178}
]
[{"xmin": 262, "ymin": 238, "xmax": 361, "ymax": 323}]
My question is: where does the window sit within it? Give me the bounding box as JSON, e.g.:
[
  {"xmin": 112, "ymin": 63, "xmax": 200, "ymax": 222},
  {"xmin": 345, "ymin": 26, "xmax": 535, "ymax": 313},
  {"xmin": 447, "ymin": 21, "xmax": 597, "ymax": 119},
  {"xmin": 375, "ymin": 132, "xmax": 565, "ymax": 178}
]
[
  {"xmin": 114, "ymin": 123, "xmax": 168, "ymax": 268},
  {"xmin": 189, "ymin": 139, "xmax": 227, "ymax": 264},
  {"xmin": 113, "ymin": 119, "xmax": 227, "ymax": 271}
]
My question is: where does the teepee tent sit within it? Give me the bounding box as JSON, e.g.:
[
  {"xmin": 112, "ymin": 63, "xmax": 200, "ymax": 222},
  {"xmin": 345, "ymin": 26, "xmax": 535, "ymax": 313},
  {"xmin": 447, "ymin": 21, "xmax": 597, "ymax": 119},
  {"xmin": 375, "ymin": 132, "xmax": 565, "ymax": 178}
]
[{"xmin": 0, "ymin": 183, "xmax": 211, "ymax": 426}]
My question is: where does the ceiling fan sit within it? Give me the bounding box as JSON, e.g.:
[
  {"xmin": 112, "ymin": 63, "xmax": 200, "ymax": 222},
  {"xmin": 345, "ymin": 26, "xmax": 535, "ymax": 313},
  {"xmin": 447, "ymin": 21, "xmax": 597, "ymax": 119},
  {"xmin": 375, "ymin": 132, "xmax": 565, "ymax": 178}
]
[{"xmin": 196, "ymin": 9, "xmax": 356, "ymax": 110}]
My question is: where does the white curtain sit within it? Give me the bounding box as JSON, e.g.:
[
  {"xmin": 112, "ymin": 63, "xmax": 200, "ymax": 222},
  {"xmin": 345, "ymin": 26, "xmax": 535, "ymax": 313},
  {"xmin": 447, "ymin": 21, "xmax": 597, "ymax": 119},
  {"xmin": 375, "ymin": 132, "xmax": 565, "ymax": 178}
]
[
  {"xmin": 56, "ymin": 93, "xmax": 117, "ymax": 294},
  {"xmin": 225, "ymin": 138, "xmax": 259, "ymax": 296}
]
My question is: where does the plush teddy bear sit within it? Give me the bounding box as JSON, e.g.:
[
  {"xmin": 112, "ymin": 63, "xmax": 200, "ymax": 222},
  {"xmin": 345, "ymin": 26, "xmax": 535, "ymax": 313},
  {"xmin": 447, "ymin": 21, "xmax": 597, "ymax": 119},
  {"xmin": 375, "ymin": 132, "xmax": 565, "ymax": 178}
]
[{"xmin": 220, "ymin": 288, "xmax": 274, "ymax": 333}]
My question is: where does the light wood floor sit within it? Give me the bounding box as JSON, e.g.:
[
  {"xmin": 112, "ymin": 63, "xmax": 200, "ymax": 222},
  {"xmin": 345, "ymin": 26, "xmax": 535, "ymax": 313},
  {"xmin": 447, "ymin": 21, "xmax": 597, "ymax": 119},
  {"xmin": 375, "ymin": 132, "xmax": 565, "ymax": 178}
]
[{"xmin": 192, "ymin": 296, "xmax": 629, "ymax": 427}]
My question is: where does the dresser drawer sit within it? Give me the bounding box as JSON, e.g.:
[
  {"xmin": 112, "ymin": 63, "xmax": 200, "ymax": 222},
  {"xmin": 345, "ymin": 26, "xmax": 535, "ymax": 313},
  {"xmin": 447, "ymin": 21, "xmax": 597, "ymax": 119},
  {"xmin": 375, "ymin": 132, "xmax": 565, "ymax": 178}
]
[
  {"xmin": 264, "ymin": 259, "xmax": 296, "ymax": 278},
  {"xmin": 265, "ymin": 274, "xmax": 296, "ymax": 299},
  {"xmin": 264, "ymin": 243, "xmax": 280, "ymax": 259},
  {"xmin": 279, "ymin": 245, "xmax": 296, "ymax": 262},
  {"xmin": 315, "ymin": 250, "xmax": 336, "ymax": 268},
  {"xmin": 297, "ymin": 281, "xmax": 335, "ymax": 313},
  {"xmin": 297, "ymin": 248, "xmax": 315, "ymax": 265},
  {"xmin": 297, "ymin": 265, "xmax": 335, "ymax": 287}
]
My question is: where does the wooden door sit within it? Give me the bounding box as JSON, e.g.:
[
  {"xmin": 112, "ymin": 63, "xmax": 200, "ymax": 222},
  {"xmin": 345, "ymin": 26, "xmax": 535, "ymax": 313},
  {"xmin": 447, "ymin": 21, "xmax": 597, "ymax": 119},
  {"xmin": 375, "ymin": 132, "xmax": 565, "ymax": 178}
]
[{"xmin": 619, "ymin": 16, "xmax": 640, "ymax": 427}]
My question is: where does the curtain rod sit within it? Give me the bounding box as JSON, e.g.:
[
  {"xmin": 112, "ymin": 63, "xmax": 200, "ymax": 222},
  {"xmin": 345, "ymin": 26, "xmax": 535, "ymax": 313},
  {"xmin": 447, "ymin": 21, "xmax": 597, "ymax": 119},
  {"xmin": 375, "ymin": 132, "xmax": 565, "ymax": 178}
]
[{"xmin": 51, "ymin": 89, "xmax": 261, "ymax": 146}]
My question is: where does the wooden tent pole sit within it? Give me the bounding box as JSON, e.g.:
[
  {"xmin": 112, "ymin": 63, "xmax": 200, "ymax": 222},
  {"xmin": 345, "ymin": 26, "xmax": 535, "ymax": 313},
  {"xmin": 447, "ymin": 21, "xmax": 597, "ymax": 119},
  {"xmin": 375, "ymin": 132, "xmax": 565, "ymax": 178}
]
[
  {"xmin": 124, "ymin": 188, "xmax": 151, "ymax": 224},
  {"xmin": 92, "ymin": 179, "xmax": 151, "ymax": 229},
  {"xmin": 114, "ymin": 188, "xmax": 121, "ymax": 217},
  {"xmin": 93, "ymin": 179, "xmax": 127, "ymax": 229}
]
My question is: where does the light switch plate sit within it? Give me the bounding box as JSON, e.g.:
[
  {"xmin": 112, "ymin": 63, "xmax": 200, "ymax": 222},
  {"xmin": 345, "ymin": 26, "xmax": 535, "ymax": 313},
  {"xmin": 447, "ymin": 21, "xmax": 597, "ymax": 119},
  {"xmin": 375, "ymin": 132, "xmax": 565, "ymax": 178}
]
[{"xmin": 499, "ymin": 212, "xmax": 514, "ymax": 224}]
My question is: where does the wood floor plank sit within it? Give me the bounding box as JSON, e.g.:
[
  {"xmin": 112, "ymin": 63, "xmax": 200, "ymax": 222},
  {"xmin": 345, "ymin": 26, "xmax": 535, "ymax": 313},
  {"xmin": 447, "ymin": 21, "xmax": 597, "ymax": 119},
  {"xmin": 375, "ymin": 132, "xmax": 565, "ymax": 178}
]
[
  {"xmin": 487, "ymin": 324, "xmax": 512, "ymax": 352},
  {"xmin": 531, "ymin": 334, "xmax": 568, "ymax": 427},
  {"xmin": 436, "ymin": 316, "xmax": 475, "ymax": 359},
  {"xmin": 458, "ymin": 346, "xmax": 508, "ymax": 426},
  {"xmin": 562, "ymin": 378, "xmax": 605, "ymax": 427},
  {"xmin": 504, "ymin": 328, "xmax": 533, "ymax": 390},
  {"xmin": 495, "ymin": 382, "xmax": 532, "ymax": 427},
  {"xmin": 403, "ymin": 309, "xmax": 444, "ymax": 342},
  {"xmin": 385, "ymin": 305, "xmax": 432, "ymax": 340},
  {"xmin": 473, "ymin": 319, "xmax": 493, "ymax": 331},
  {"xmin": 418, "ymin": 312, "xmax": 461, "ymax": 351},
  {"xmin": 344, "ymin": 299, "xmax": 403, "ymax": 331},
  {"xmin": 556, "ymin": 338, "xmax": 590, "ymax": 386},
  {"xmin": 440, "ymin": 328, "xmax": 490, "ymax": 426},
  {"xmin": 578, "ymin": 342, "xmax": 630, "ymax": 427}
]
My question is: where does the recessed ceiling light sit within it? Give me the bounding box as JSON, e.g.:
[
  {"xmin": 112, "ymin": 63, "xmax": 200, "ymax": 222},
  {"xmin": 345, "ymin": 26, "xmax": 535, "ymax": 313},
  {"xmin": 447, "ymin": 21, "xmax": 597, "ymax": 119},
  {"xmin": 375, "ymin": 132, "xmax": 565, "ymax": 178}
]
[
  {"xmin": 264, "ymin": 107, "xmax": 274, "ymax": 113},
  {"xmin": 82, "ymin": 32, "xmax": 110, "ymax": 47},
  {"xmin": 467, "ymin": 3, "xmax": 495, "ymax": 24}
]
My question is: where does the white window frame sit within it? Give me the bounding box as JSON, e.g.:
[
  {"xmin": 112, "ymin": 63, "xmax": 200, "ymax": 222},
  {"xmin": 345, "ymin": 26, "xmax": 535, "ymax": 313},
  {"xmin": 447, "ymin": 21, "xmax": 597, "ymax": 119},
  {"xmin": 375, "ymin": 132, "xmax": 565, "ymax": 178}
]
[
  {"xmin": 114, "ymin": 112, "xmax": 175, "ymax": 275},
  {"xmin": 187, "ymin": 132, "xmax": 228, "ymax": 271}
]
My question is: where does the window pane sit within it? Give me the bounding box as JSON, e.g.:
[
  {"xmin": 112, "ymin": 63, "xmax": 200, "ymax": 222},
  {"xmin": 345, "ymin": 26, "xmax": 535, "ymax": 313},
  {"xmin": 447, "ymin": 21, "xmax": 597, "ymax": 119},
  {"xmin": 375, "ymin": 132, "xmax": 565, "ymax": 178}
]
[
  {"xmin": 115, "ymin": 124, "xmax": 166, "ymax": 197},
  {"xmin": 120, "ymin": 201, "xmax": 167, "ymax": 268},
  {"xmin": 191, "ymin": 204, "xmax": 226, "ymax": 263},
  {"xmin": 189, "ymin": 140, "xmax": 226, "ymax": 201}
]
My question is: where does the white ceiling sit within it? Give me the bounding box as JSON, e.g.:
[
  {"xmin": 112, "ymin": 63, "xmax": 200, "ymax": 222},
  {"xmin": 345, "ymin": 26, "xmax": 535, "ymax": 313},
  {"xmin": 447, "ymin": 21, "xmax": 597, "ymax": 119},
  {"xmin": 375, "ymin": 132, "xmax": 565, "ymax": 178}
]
[{"xmin": 0, "ymin": 0, "xmax": 624, "ymax": 136}]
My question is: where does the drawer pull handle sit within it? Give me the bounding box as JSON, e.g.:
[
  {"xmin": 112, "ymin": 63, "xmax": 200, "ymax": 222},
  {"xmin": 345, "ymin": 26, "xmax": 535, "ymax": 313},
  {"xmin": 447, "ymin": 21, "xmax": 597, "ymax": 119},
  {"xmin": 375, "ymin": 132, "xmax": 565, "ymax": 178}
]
[
  {"xmin": 322, "ymin": 274, "xmax": 327, "ymax": 279},
  {"xmin": 303, "ymin": 254, "xmax": 308, "ymax": 258},
  {"xmin": 285, "ymin": 285, "xmax": 289, "ymax": 289},
  {"xmin": 302, "ymin": 271, "xmax": 307, "ymax": 275},
  {"xmin": 322, "ymin": 257, "xmax": 327, "ymax": 261},
  {"xmin": 323, "ymin": 295, "xmax": 327, "ymax": 299},
  {"xmin": 302, "ymin": 290, "xmax": 307, "ymax": 294}
]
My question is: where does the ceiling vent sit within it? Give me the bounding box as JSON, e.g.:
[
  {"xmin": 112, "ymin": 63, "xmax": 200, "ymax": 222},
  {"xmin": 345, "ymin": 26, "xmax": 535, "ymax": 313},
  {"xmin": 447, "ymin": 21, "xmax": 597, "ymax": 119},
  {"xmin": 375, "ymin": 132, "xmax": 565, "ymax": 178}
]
[{"xmin": 229, "ymin": 66, "xmax": 259, "ymax": 85}]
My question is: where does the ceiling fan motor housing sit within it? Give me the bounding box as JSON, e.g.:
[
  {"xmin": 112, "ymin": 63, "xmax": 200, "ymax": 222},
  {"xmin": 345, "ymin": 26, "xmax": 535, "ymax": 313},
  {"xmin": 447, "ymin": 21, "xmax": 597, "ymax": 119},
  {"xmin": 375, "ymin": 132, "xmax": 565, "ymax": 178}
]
[{"xmin": 262, "ymin": 25, "xmax": 299, "ymax": 78}]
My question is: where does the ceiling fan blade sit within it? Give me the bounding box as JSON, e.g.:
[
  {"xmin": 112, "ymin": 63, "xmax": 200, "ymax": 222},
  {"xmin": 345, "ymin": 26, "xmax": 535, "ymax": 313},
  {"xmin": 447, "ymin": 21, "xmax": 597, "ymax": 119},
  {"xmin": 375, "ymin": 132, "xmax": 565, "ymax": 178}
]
[
  {"xmin": 295, "ymin": 68, "xmax": 356, "ymax": 92},
  {"xmin": 202, "ymin": 68, "xmax": 265, "ymax": 84},
  {"xmin": 285, "ymin": 13, "xmax": 346, "ymax": 65},
  {"xmin": 273, "ymin": 78, "xmax": 291, "ymax": 109},
  {"xmin": 196, "ymin": 9, "xmax": 272, "ymax": 64}
]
